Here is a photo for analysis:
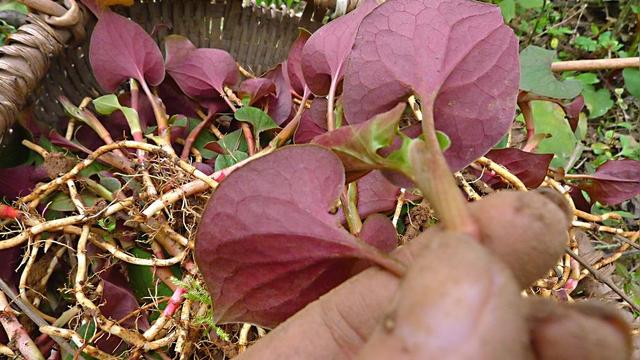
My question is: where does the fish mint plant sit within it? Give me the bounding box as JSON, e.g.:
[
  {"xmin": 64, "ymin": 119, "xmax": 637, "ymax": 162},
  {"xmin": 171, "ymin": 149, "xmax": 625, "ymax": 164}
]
[{"xmin": 0, "ymin": 0, "xmax": 637, "ymax": 358}]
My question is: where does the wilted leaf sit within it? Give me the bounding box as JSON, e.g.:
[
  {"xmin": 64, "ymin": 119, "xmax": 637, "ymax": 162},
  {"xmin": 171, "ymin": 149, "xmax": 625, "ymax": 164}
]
[
  {"xmin": 89, "ymin": 10, "xmax": 165, "ymax": 92},
  {"xmin": 294, "ymin": 98, "xmax": 328, "ymax": 144},
  {"xmin": 165, "ymin": 36, "xmax": 238, "ymax": 99},
  {"xmin": 195, "ymin": 145, "xmax": 395, "ymax": 327},
  {"xmin": 575, "ymin": 159, "xmax": 640, "ymax": 205},
  {"xmin": 286, "ymin": 29, "xmax": 311, "ymax": 96},
  {"xmin": 343, "ymin": 0, "xmax": 520, "ymax": 171},
  {"xmin": 313, "ymin": 103, "xmax": 412, "ymax": 182},
  {"xmin": 301, "ymin": 0, "xmax": 380, "ymax": 96},
  {"xmin": 519, "ymin": 46, "xmax": 582, "ymax": 99},
  {"xmin": 485, "ymin": 148, "xmax": 553, "ymax": 188},
  {"xmin": 530, "ymin": 101, "xmax": 579, "ymax": 168}
]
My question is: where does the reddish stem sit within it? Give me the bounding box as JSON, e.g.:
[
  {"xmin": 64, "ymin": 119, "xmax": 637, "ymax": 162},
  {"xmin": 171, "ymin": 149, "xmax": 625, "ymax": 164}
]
[
  {"xmin": 181, "ymin": 113, "xmax": 214, "ymax": 160},
  {"xmin": 139, "ymin": 80, "xmax": 172, "ymax": 151},
  {"xmin": 0, "ymin": 205, "xmax": 20, "ymax": 219},
  {"xmin": 162, "ymin": 287, "xmax": 187, "ymax": 317}
]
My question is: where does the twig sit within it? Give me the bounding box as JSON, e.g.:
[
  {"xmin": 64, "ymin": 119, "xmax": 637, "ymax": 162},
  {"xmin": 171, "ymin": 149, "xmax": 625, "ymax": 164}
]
[
  {"xmin": 454, "ymin": 172, "xmax": 481, "ymax": 201},
  {"xmin": 565, "ymin": 246, "xmax": 640, "ymax": 313},
  {"xmin": 575, "ymin": 209, "xmax": 622, "ymax": 223},
  {"xmin": 474, "ymin": 157, "xmax": 527, "ymax": 191},
  {"xmin": 39, "ymin": 326, "xmax": 117, "ymax": 360},
  {"xmin": 551, "ymin": 57, "xmax": 640, "ymax": 72},
  {"xmin": 391, "ymin": 189, "xmax": 406, "ymax": 228}
]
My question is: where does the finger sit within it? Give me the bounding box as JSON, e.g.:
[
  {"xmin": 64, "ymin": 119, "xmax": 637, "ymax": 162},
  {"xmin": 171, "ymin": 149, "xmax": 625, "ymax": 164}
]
[
  {"xmin": 526, "ymin": 298, "xmax": 632, "ymax": 360},
  {"xmin": 468, "ymin": 189, "xmax": 572, "ymax": 288},
  {"xmin": 356, "ymin": 233, "xmax": 531, "ymax": 360},
  {"xmin": 238, "ymin": 190, "xmax": 569, "ymax": 359}
]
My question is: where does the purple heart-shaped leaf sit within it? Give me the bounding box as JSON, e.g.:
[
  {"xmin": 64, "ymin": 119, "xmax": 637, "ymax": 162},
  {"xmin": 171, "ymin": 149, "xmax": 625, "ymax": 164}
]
[
  {"xmin": 301, "ymin": 0, "xmax": 380, "ymax": 97},
  {"xmin": 264, "ymin": 65, "xmax": 294, "ymax": 125},
  {"xmin": 89, "ymin": 10, "xmax": 165, "ymax": 92},
  {"xmin": 238, "ymin": 78, "xmax": 276, "ymax": 105},
  {"xmin": 294, "ymin": 98, "xmax": 328, "ymax": 144},
  {"xmin": 165, "ymin": 36, "xmax": 238, "ymax": 99},
  {"xmin": 575, "ymin": 159, "xmax": 640, "ymax": 205},
  {"xmin": 195, "ymin": 145, "xmax": 395, "ymax": 327},
  {"xmin": 286, "ymin": 29, "xmax": 311, "ymax": 97},
  {"xmin": 485, "ymin": 148, "xmax": 553, "ymax": 189},
  {"xmin": 343, "ymin": 0, "xmax": 519, "ymax": 171}
]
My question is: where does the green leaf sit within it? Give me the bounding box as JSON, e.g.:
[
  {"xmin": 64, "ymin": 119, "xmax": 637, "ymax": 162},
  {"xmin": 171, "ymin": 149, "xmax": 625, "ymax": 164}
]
[
  {"xmin": 99, "ymin": 175, "xmax": 122, "ymax": 194},
  {"xmin": 581, "ymin": 84, "xmax": 613, "ymax": 119},
  {"xmin": 530, "ymin": 101, "xmax": 579, "ymax": 168},
  {"xmin": 0, "ymin": 1, "xmax": 29, "ymax": 13},
  {"xmin": 574, "ymin": 36, "xmax": 598, "ymax": 52},
  {"xmin": 519, "ymin": 46, "xmax": 583, "ymax": 99},
  {"xmin": 517, "ymin": 0, "xmax": 543, "ymax": 9},
  {"xmin": 79, "ymin": 162, "xmax": 108, "ymax": 177},
  {"xmin": 93, "ymin": 94, "xmax": 142, "ymax": 134},
  {"xmin": 498, "ymin": 0, "xmax": 515, "ymax": 22},
  {"xmin": 48, "ymin": 192, "xmax": 100, "ymax": 212},
  {"xmin": 216, "ymin": 129, "xmax": 248, "ymax": 154},
  {"xmin": 127, "ymin": 248, "xmax": 174, "ymax": 303},
  {"xmin": 215, "ymin": 150, "xmax": 249, "ymax": 171},
  {"xmin": 619, "ymin": 135, "xmax": 640, "ymax": 160},
  {"xmin": 98, "ymin": 216, "xmax": 117, "ymax": 232},
  {"xmin": 93, "ymin": 94, "xmax": 121, "ymax": 114},
  {"xmin": 575, "ymin": 72, "xmax": 599, "ymax": 85},
  {"xmin": 435, "ymin": 130, "xmax": 451, "ymax": 151},
  {"xmin": 312, "ymin": 103, "xmax": 414, "ymax": 180},
  {"xmin": 622, "ymin": 68, "xmax": 640, "ymax": 99},
  {"xmin": 234, "ymin": 106, "xmax": 279, "ymax": 144}
]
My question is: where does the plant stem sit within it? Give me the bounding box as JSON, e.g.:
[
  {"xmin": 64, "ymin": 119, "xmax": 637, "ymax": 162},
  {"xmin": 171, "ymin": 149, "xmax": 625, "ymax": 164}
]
[
  {"xmin": 272, "ymin": 87, "xmax": 310, "ymax": 148},
  {"xmin": 408, "ymin": 96, "xmax": 478, "ymax": 236},
  {"xmin": 139, "ymin": 80, "xmax": 173, "ymax": 154},
  {"xmin": 222, "ymin": 88, "xmax": 257, "ymax": 156},
  {"xmin": 0, "ymin": 290, "xmax": 45, "ymax": 360},
  {"xmin": 0, "ymin": 278, "xmax": 76, "ymax": 358},
  {"xmin": 326, "ymin": 72, "xmax": 341, "ymax": 131},
  {"xmin": 181, "ymin": 112, "xmax": 213, "ymax": 160},
  {"xmin": 551, "ymin": 57, "xmax": 639, "ymax": 72},
  {"xmin": 517, "ymin": 96, "xmax": 538, "ymax": 150},
  {"xmin": 342, "ymin": 182, "xmax": 362, "ymax": 235}
]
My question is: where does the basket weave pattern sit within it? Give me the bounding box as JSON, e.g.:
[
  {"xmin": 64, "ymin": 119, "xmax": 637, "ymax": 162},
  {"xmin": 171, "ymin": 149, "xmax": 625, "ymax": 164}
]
[{"xmin": 1, "ymin": 0, "xmax": 334, "ymax": 141}]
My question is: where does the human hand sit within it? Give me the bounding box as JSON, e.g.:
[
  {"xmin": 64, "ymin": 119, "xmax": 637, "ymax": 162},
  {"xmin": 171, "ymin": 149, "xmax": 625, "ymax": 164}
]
[{"xmin": 239, "ymin": 190, "xmax": 631, "ymax": 360}]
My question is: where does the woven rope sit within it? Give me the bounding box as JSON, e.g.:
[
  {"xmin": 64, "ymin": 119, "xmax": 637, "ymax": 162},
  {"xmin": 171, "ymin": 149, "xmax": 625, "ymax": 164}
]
[{"xmin": 0, "ymin": 13, "xmax": 72, "ymax": 141}]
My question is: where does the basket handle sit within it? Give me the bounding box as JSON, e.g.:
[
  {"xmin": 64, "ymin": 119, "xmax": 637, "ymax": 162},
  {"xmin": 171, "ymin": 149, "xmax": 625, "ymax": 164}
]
[{"xmin": 0, "ymin": 0, "xmax": 84, "ymax": 142}]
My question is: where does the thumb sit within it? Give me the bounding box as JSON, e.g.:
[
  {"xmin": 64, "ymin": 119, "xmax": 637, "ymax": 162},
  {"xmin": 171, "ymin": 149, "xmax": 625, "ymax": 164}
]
[{"xmin": 356, "ymin": 233, "xmax": 532, "ymax": 360}]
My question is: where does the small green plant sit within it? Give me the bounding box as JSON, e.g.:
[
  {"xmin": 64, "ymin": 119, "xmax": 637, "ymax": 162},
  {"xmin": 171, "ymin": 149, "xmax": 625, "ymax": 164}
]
[{"xmin": 172, "ymin": 277, "xmax": 231, "ymax": 341}]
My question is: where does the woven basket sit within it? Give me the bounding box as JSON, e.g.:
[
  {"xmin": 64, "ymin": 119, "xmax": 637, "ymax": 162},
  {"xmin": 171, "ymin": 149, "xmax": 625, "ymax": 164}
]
[{"xmin": 0, "ymin": 0, "xmax": 354, "ymax": 144}]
